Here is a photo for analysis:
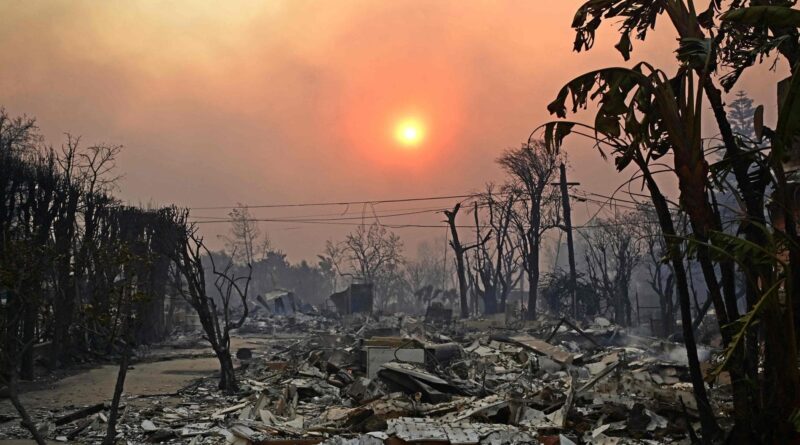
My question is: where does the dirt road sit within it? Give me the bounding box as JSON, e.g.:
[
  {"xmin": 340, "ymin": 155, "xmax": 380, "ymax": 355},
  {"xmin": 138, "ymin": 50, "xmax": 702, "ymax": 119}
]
[
  {"xmin": 0, "ymin": 336, "xmax": 270, "ymax": 444},
  {"xmin": 1, "ymin": 335, "xmax": 279, "ymax": 415}
]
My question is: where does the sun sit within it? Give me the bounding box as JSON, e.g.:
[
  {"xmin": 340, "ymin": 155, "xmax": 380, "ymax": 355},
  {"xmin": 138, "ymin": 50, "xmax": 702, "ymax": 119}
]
[{"xmin": 394, "ymin": 118, "xmax": 425, "ymax": 147}]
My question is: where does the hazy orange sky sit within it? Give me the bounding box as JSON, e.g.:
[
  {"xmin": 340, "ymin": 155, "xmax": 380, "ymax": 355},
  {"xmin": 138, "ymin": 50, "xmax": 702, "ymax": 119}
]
[{"xmin": 0, "ymin": 1, "xmax": 789, "ymax": 261}]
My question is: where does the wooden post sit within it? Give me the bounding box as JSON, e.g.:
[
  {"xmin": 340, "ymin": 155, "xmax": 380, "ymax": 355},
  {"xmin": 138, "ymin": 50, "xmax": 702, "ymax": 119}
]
[{"xmin": 558, "ymin": 163, "xmax": 579, "ymax": 320}]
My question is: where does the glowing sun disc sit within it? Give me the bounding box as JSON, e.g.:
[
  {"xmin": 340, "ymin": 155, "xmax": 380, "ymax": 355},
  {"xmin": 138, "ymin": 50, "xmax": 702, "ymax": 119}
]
[{"xmin": 395, "ymin": 119, "xmax": 425, "ymax": 147}]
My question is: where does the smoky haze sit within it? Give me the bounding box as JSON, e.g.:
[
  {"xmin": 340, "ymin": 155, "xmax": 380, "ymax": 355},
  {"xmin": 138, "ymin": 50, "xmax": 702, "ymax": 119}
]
[{"xmin": 0, "ymin": 0, "xmax": 788, "ymax": 262}]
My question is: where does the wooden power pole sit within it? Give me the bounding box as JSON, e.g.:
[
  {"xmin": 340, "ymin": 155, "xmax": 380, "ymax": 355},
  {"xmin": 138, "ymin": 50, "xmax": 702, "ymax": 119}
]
[{"xmin": 558, "ymin": 163, "xmax": 579, "ymax": 320}]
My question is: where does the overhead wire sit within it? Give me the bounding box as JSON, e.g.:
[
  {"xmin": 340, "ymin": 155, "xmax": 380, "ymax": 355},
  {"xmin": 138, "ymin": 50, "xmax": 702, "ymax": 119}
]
[
  {"xmin": 186, "ymin": 193, "xmax": 482, "ymax": 211},
  {"xmin": 188, "ymin": 203, "xmax": 456, "ymax": 220},
  {"xmin": 187, "ymin": 186, "xmax": 680, "ymax": 233}
]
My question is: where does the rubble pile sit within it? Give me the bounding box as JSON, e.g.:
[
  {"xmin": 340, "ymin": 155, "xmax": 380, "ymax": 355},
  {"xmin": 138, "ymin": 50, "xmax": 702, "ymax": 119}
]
[{"xmin": 1, "ymin": 313, "xmax": 731, "ymax": 444}]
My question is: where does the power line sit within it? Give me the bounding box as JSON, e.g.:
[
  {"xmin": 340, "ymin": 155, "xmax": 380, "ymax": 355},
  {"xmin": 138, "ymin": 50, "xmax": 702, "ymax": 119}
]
[
  {"xmin": 191, "ymin": 208, "xmax": 450, "ymax": 224},
  {"xmin": 571, "ymin": 195, "xmax": 644, "ymax": 212},
  {"xmin": 192, "ymin": 218, "xmax": 481, "ymax": 229},
  {"xmin": 187, "ymin": 193, "xmax": 480, "ymax": 210},
  {"xmin": 187, "ymin": 186, "xmax": 685, "ymax": 230},
  {"xmin": 192, "ymin": 213, "xmax": 665, "ymax": 231},
  {"xmin": 188, "ymin": 203, "xmax": 455, "ymax": 219},
  {"xmin": 185, "ymin": 187, "xmax": 678, "ymax": 214}
]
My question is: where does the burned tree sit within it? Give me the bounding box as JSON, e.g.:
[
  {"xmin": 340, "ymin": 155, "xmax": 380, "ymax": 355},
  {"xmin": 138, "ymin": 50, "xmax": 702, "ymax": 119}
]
[
  {"xmin": 444, "ymin": 203, "xmax": 486, "ymax": 318},
  {"xmin": 53, "ymin": 139, "xmax": 122, "ymax": 366},
  {"xmin": 580, "ymin": 211, "xmax": 645, "ymax": 326},
  {"xmin": 498, "ymin": 141, "xmax": 561, "ymax": 320},
  {"xmin": 172, "ymin": 216, "xmax": 252, "ymax": 393},
  {"xmin": 471, "ymin": 187, "xmax": 521, "ymax": 314},
  {"xmin": 325, "ymin": 223, "xmax": 405, "ymax": 311},
  {"xmin": 406, "ymin": 239, "xmax": 449, "ymax": 314},
  {"xmin": 634, "ymin": 205, "xmax": 678, "ymax": 337},
  {"xmin": 0, "ymin": 240, "xmax": 48, "ymax": 445},
  {"xmin": 0, "ymin": 108, "xmax": 188, "ymax": 443},
  {"xmin": 220, "ymin": 205, "xmax": 271, "ymax": 265},
  {"xmin": 100, "ymin": 244, "xmax": 138, "ymax": 445}
]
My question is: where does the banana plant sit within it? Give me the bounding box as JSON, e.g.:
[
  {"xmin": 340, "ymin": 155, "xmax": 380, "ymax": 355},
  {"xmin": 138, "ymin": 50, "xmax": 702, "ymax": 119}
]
[
  {"xmin": 541, "ymin": 61, "xmax": 729, "ymax": 441},
  {"xmin": 543, "ymin": 0, "xmax": 800, "ymax": 440}
]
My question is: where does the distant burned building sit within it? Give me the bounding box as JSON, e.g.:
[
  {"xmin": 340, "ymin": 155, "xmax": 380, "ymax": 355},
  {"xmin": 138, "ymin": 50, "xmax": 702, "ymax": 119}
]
[
  {"xmin": 425, "ymin": 302, "xmax": 452, "ymax": 324},
  {"xmin": 329, "ymin": 283, "xmax": 373, "ymax": 314},
  {"xmin": 257, "ymin": 290, "xmax": 298, "ymax": 316}
]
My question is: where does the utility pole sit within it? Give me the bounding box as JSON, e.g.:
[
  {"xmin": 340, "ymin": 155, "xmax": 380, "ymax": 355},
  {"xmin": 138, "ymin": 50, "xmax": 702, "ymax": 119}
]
[{"xmin": 558, "ymin": 163, "xmax": 579, "ymax": 320}]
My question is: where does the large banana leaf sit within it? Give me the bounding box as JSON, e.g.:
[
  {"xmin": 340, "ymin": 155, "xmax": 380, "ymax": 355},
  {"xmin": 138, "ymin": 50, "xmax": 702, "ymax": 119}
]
[
  {"xmin": 676, "ymin": 37, "xmax": 716, "ymax": 72},
  {"xmin": 545, "ymin": 64, "xmax": 684, "ymax": 172},
  {"xmin": 722, "ymin": 6, "xmax": 800, "ymax": 28},
  {"xmin": 571, "ymin": 0, "xmax": 666, "ymax": 60}
]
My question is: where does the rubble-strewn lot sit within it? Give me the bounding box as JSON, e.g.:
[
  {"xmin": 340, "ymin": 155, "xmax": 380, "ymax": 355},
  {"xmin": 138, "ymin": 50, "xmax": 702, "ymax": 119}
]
[{"xmin": 0, "ymin": 313, "xmax": 732, "ymax": 444}]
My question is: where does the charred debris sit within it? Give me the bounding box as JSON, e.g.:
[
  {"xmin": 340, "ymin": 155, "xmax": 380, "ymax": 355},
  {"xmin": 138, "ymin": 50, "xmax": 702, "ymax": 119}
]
[{"xmin": 1, "ymin": 301, "xmax": 729, "ymax": 444}]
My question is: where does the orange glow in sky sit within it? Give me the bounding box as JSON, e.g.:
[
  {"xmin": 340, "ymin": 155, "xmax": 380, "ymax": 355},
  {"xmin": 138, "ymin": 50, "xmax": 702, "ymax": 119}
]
[
  {"xmin": 395, "ymin": 118, "xmax": 424, "ymax": 147},
  {"xmin": 2, "ymin": 1, "xmax": 781, "ymax": 261}
]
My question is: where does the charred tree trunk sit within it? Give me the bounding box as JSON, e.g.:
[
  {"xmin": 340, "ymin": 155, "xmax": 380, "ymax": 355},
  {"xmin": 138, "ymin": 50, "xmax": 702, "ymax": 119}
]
[
  {"xmin": 659, "ymin": 274, "xmax": 675, "ymax": 337},
  {"xmin": 171, "ymin": 219, "xmax": 250, "ymax": 395},
  {"xmin": 614, "ymin": 277, "xmax": 627, "ymax": 327},
  {"xmin": 0, "ymin": 293, "xmax": 45, "ymax": 445},
  {"xmin": 526, "ymin": 249, "xmax": 539, "ymax": 320},
  {"xmin": 19, "ymin": 303, "xmax": 35, "ymax": 381},
  {"xmin": 673, "ymin": 168, "xmax": 753, "ymax": 441},
  {"xmin": 51, "ymin": 290, "xmax": 74, "ymax": 367},
  {"xmin": 137, "ymin": 253, "xmax": 170, "ymax": 344},
  {"xmin": 701, "ymin": 74, "xmax": 767, "ymax": 439},
  {"xmin": 103, "ymin": 339, "xmax": 130, "ymax": 445},
  {"xmin": 481, "ymin": 279, "xmax": 498, "ymax": 315},
  {"xmin": 762, "ymin": 155, "xmax": 800, "ymax": 442},
  {"xmin": 215, "ymin": 347, "xmax": 238, "ymax": 392},
  {"xmin": 638, "ymin": 158, "xmax": 721, "ymax": 442},
  {"xmin": 655, "ymin": 74, "xmax": 757, "ymax": 440},
  {"xmin": 6, "ymin": 373, "xmax": 46, "ymax": 445},
  {"xmin": 445, "ymin": 204, "xmax": 470, "ymax": 319},
  {"xmin": 52, "ymin": 188, "xmax": 79, "ymax": 367}
]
